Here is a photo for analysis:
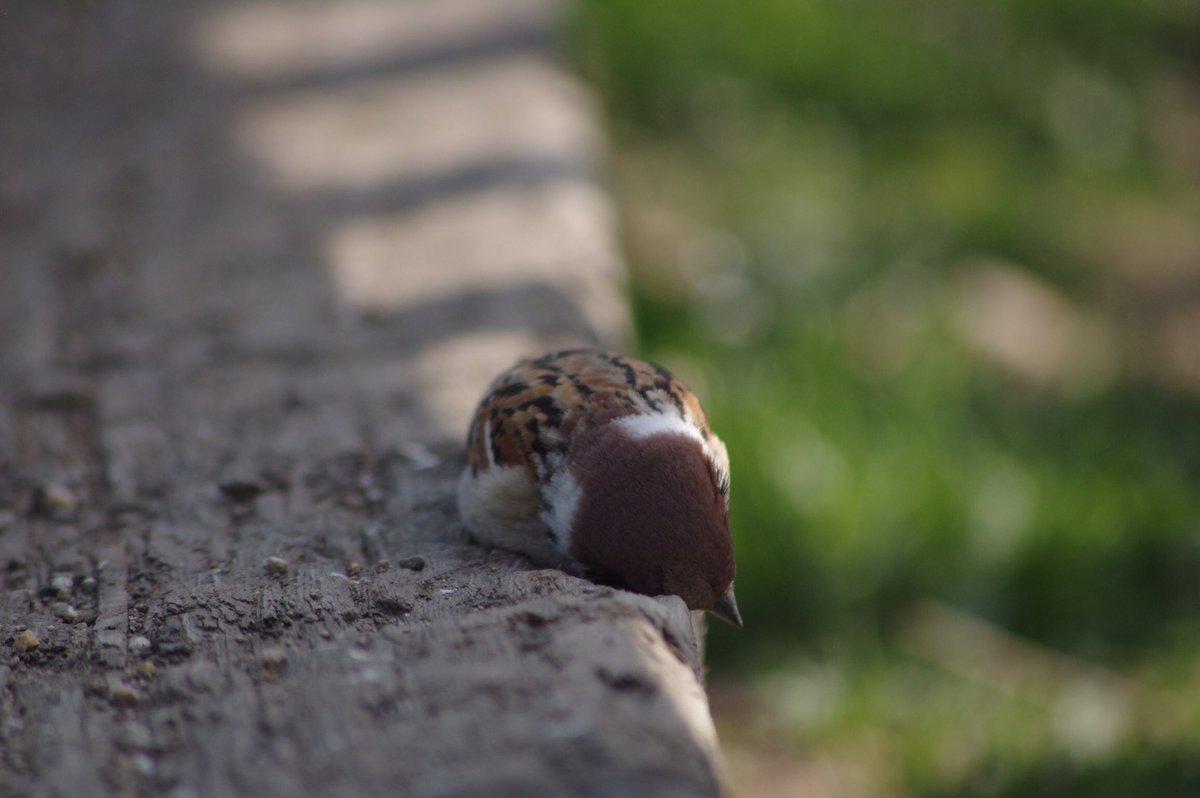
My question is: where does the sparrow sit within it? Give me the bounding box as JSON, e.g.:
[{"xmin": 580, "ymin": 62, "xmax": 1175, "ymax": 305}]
[{"xmin": 457, "ymin": 348, "xmax": 741, "ymax": 627}]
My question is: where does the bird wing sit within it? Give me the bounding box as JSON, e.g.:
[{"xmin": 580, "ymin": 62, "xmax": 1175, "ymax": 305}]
[{"xmin": 465, "ymin": 348, "xmax": 720, "ymax": 481}]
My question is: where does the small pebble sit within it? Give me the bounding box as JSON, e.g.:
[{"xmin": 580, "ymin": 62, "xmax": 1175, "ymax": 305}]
[
  {"xmin": 396, "ymin": 556, "xmax": 425, "ymax": 571},
  {"xmin": 50, "ymin": 572, "xmax": 74, "ymax": 597},
  {"xmin": 53, "ymin": 603, "xmax": 79, "ymax": 623},
  {"xmin": 376, "ymin": 559, "xmax": 391, "ymax": 571},
  {"xmin": 128, "ymin": 635, "xmax": 153, "ymax": 656},
  {"xmin": 260, "ymin": 646, "xmax": 287, "ymax": 671},
  {"xmin": 263, "ymin": 556, "xmax": 289, "ymax": 577},
  {"xmin": 400, "ymin": 442, "xmax": 441, "ymax": 470},
  {"xmin": 43, "ymin": 484, "xmax": 78, "ymax": 513},
  {"xmin": 346, "ymin": 562, "xmax": 363, "ymax": 577},
  {"xmin": 116, "ymin": 722, "xmax": 153, "ymax": 751},
  {"xmin": 14, "ymin": 630, "xmax": 40, "ymax": 652},
  {"xmin": 131, "ymin": 752, "xmax": 156, "ymax": 776},
  {"xmin": 110, "ymin": 683, "xmax": 142, "ymax": 707}
]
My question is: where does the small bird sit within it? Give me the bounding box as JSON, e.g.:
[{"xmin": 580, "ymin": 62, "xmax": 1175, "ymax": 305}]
[{"xmin": 457, "ymin": 348, "xmax": 741, "ymax": 627}]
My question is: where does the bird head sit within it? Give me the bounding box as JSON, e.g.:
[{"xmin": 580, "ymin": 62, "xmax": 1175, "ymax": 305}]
[{"xmin": 560, "ymin": 416, "xmax": 741, "ymax": 627}]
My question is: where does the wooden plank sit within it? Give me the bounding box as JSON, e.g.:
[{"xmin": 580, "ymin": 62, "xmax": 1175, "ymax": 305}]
[{"xmin": 0, "ymin": 2, "xmax": 723, "ymax": 796}]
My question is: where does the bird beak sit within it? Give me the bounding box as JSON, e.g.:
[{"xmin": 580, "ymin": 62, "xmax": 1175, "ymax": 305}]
[{"xmin": 708, "ymin": 586, "xmax": 743, "ymax": 629}]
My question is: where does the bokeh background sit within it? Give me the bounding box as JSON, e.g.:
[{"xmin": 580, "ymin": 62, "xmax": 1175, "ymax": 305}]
[{"xmin": 571, "ymin": 2, "xmax": 1200, "ymax": 795}]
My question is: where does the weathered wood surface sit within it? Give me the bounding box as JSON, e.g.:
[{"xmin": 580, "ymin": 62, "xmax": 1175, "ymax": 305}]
[{"xmin": 0, "ymin": 2, "xmax": 724, "ymax": 796}]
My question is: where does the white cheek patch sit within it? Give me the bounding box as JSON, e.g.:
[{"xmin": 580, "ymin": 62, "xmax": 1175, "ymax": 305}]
[
  {"xmin": 615, "ymin": 411, "xmax": 732, "ymax": 500},
  {"xmin": 540, "ymin": 468, "xmax": 582, "ymax": 553},
  {"xmin": 616, "ymin": 411, "xmax": 707, "ymax": 445}
]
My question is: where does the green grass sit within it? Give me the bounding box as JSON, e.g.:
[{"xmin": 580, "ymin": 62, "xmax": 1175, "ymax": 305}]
[{"xmin": 571, "ymin": 0, "xmax": 1200, "ymax": 794}]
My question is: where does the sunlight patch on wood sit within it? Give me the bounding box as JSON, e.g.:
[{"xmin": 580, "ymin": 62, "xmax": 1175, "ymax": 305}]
[
  {"xmin": 325, "ymin": 182, "xmax": 626, "ymax": 335},
  {"xmin": 412, "ymin": 330, "xmax": 559, "ymax": 436},
  {"xmin": 192, "ymin": 0, "xmax": 557, "ymax": 82},
  {"xmin": 230, "ymin": 57, "xmax": 595, "ymax": 192}
]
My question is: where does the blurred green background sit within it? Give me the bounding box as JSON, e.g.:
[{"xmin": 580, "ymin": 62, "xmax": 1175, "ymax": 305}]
[{"xmin": 571, "ymin": 1, "xmax": 1200, "ymax": 795}]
